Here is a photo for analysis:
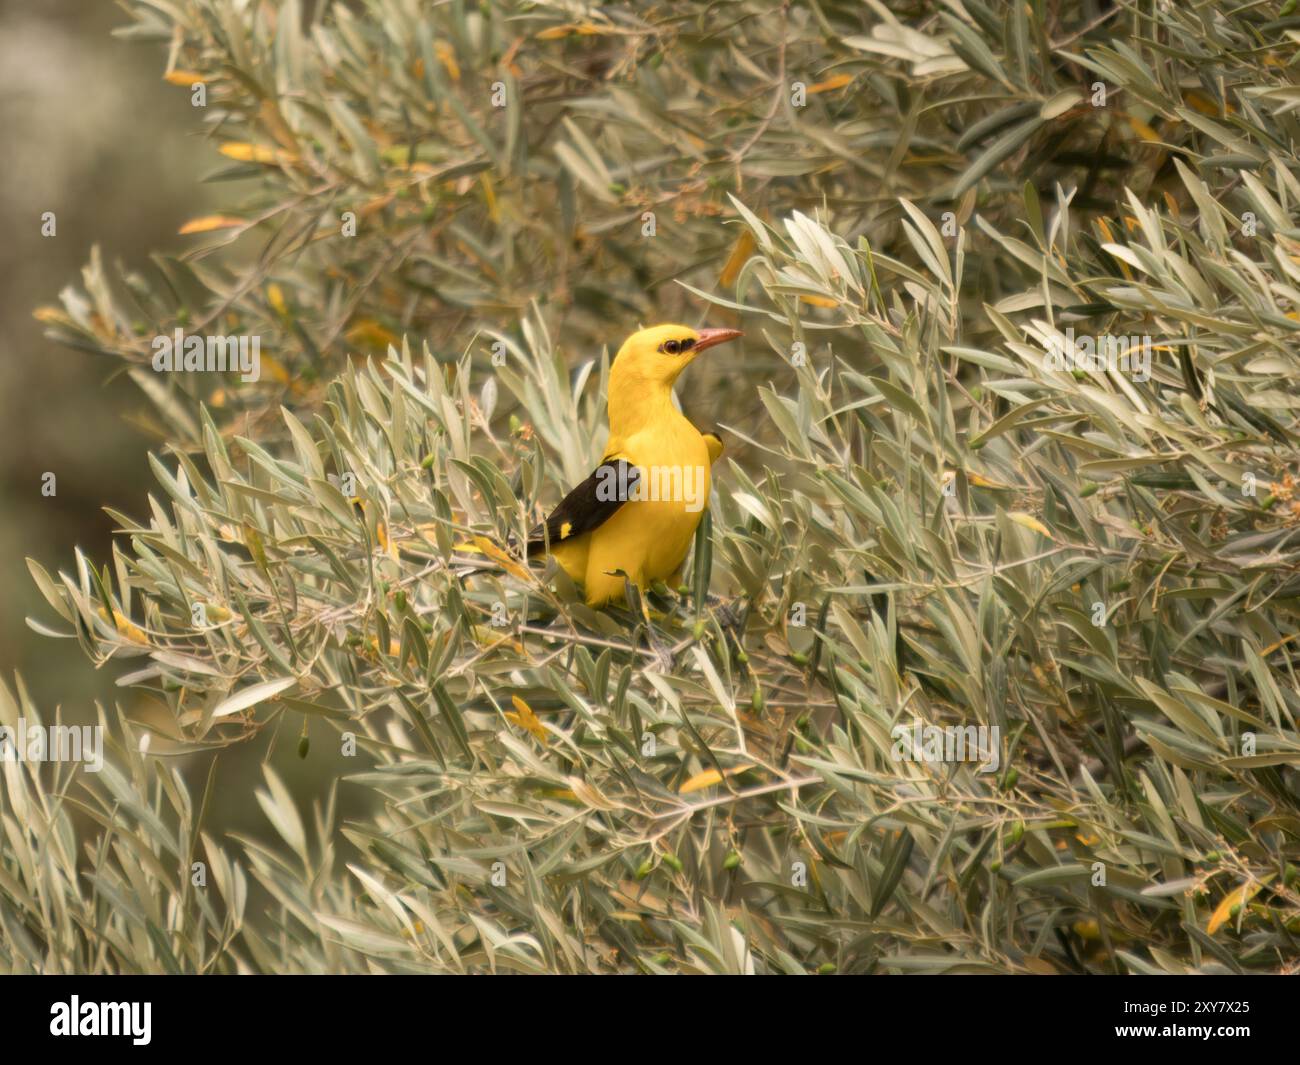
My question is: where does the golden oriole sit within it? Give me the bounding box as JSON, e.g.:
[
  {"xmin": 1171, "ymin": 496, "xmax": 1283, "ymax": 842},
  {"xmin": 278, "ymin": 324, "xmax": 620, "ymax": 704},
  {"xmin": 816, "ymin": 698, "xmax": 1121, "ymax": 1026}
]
[{"xmin": 526, "ymin": 323, "xmax": 741, "ymax": 606}]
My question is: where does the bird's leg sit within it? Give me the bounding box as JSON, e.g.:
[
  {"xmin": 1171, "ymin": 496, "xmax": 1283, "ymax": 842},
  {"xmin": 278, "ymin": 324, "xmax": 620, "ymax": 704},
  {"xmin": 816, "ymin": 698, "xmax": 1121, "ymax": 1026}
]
[
  {"xmin": 646, "ymin": 579, "xmax": 685, "ymax": 625},
  {"xmin": 707, "ymin": 596, "xmax": 752, "ymax": 672},
  {"xmin": 705, "ymin": 593, "xmax": 746, "ymax": 633},
  {"xmin": 621, "ymin": 575, "xmax": 677, "ymax": 671}
]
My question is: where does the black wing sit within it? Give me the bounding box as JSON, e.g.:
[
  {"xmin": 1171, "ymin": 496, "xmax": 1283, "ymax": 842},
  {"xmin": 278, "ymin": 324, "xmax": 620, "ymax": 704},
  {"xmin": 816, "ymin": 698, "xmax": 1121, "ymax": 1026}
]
[{"xmin": 526, "ymin": 458, "xmax": 641, "ymax": 557}]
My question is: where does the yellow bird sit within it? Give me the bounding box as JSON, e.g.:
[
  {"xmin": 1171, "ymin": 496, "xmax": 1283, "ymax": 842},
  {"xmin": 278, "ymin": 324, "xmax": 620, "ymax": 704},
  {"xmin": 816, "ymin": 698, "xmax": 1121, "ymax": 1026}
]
[{"xmin": 527, "ymin": 323, "xmax": 741, "ymax": 606}]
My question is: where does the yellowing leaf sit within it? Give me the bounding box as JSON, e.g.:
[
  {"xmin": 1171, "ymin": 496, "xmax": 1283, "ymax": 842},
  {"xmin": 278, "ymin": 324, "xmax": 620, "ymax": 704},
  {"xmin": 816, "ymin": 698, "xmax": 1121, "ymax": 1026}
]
[
  {"xmin": 481, "ymin": 173, "xmax": 500, "ymax": 224},
  {"xmin": 178, "ymin": 214, "xmax": 245, "ymax": 235},
  {"xmin": 1125, "ymin": 114, "xmax": 1162, "ymax": 143},
  {"xmin": 1007, "ymin": 511, "xmax": 1053, "ymax": 540},
  {"xmin": 164, "ymin": 70, "xmax": 207, "ymax": 86},
  {"xmin": 968, "ymin": 472, "xmax": 1012, "ymax": 489},
  {"xmin": 1096, "ymin": 217, "xmax": 1132, "ymax": 280},
  {"xmin": 266, "ymin": 283, "xmax": 288, "ymax": 317},
  {"xmin": 807, "ymin": 73, "xmax": 854, "ymax": 94},
  {"xmin": 506, "ymin": 695, "xmax": 548, "ymax": 744},
  {"xmin": 96, "ymin": 607, "xmax": 147, "ymax": 644},
  {"xmin": 358, "ymin": 194, "xmax": 393, "ymax": 217},
  {"xmin": 1207, "ymin": 881, "xmax": 1264, "ymax": 935},
  {"xmin": 434, "ymin": 40, "xmax": 460, "ymax": 81},
  {"xmin": 679, "ymin": 763, "xmax": 754, "ymax": 794},
  {"xmin": 1072, "ymin": 918, "xmax": 1101, "ymax": 940},
  {"xmin": 376, "ymin": 521, "xmax": 398, "ymax": 560},
  {"xmin": 472, "ymin": 536, "xmax": 531, "ymax": 583},
  {"xmin": 259, "ymin": 354, "xmax": 292, "ymax": 385},
  {"xmin": 537, "ymin": 24, "xmax": 607, "ymax": 39},
  {"xmin": 799, "ymin": 294, "xmax": 839, "ymax": 308},
  {"xmin": 719, "ymin": 230, "xmax": 756, "ymax": 288},
  {"xmin": 257, "ymin": 98, "xmax": 300, "ymax": 152},
  {"xmin": 1184, "ymin": 90, "xmax": 1232, "ymax": 116},
  {"xmin": 345, "ymin": 317, "xmax": 400, "ymax": 351},
  {"xmin": 220, "ymin": 142, "xmax": 294, "ymax": 165}
]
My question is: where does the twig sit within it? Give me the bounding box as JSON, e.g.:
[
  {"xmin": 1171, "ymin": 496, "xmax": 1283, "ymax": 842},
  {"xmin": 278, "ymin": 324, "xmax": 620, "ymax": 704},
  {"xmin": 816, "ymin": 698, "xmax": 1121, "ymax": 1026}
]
[
  {"xmin": 730, "ymin": 2, "xmax": 790, "ymax": 175},
  {"xmin": 518, "ymin": 623, "xmax": 657, "ymax": 659}
]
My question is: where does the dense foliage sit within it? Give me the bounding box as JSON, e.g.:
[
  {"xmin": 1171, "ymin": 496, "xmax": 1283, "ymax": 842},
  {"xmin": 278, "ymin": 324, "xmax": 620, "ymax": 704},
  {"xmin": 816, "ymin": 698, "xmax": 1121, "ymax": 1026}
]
[{"xmin": 5, "ymin": 0, "xmax": 1300, "ymax": 973}]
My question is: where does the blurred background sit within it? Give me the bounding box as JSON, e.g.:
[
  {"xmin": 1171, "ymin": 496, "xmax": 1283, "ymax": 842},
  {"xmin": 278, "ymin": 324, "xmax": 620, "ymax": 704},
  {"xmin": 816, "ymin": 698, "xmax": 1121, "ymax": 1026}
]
[
  {"xmin": 1, "ymin": 1, "xmax": 380, "ymax": 862},
  {"xmin": 0, "ymin": 0, "xmax": 206, "ymax": 709}
]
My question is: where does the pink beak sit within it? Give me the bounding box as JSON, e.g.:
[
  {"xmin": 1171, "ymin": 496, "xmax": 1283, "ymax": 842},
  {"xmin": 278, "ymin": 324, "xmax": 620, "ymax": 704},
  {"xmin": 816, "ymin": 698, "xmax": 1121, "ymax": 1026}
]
[{"xmin": 694, "ymin": 327, "xmax": 743, "ymax": 352}]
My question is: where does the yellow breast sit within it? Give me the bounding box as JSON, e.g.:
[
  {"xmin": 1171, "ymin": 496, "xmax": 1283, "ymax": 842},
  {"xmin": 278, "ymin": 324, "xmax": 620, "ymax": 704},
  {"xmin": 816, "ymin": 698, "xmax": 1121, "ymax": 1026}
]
[{"xmin": 581, "ymin": 422, "xmax": 711, "ymax": 604}]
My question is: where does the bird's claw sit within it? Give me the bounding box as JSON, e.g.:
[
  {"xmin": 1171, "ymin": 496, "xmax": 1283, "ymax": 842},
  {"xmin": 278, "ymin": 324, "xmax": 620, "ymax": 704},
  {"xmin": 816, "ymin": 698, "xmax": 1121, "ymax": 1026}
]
[
  {"xmin": 708, "ymin": 595, "xmax": 745, "ymax": 633},
  {"xmin": 648, "ymin": 638, "xmax": 677, "ymax": 672}
]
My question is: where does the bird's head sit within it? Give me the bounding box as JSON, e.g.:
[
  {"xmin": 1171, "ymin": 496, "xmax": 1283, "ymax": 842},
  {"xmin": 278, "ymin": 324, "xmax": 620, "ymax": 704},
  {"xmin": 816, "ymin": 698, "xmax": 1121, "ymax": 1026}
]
[{"xmin": 611, "ymin": 323, "xmax": 742, "ymax": 389}]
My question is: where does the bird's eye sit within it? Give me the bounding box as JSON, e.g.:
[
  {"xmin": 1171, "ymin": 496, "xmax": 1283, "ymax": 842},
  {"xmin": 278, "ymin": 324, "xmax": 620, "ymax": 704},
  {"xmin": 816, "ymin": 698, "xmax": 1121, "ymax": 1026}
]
[{"xmin": 664, "ymin": 339, "xmax": 681, "ymax": 355}]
